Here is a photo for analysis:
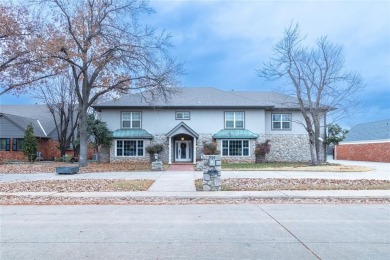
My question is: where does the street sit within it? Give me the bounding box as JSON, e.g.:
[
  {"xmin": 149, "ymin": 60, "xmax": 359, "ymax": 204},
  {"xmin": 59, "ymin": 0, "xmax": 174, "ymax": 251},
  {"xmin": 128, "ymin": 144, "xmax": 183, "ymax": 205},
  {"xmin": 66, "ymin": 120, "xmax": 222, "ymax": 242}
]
[{"xmin": 1, "ymin": 204, "xmax": 389, "ymax": 259}]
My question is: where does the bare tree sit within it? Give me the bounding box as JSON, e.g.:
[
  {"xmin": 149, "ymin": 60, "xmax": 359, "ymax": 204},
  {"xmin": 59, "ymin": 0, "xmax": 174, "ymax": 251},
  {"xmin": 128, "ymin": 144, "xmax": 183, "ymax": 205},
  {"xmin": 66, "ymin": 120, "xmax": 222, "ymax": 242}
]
[
  {"xmin": 4, "ymin": 0, "xmax": 182, "ymax": 166},
  {"xmin": 34, "ymin": 72, "xmax": 79, "ymax": 158},
  {"xmin": 258, "ymin": 23, "xmax": 364, "ymax": 165}
]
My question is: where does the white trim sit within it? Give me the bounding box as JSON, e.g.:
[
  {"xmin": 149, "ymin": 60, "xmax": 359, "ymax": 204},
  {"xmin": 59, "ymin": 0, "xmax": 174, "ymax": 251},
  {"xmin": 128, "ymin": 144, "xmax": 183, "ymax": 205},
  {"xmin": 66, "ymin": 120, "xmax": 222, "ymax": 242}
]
[
  {"xmin": 115, "ymin": 139, "xmax": 145, "ymax": 157},
  {"xmin": 339, "ymin": 139, "xmax": 390, "ymax": 145},
  {"xmin": 37, "ymin": 120, "xmax": 47, "ymax": 136},
  {"xmin": 193, "ymin": 139, "xmax": 197, "ymax": 164},
  {"xmin": 221, "ymin": 139, "xmax": 250, "ymax": 157},
  {"xmin": 168, "ymin": 136, "xmax": 172, "ymax": 164}
]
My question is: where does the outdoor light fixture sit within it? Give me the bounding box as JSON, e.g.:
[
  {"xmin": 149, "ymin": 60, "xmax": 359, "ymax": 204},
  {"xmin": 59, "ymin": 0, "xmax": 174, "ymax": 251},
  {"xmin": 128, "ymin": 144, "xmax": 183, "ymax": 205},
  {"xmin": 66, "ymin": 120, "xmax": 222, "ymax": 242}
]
[{"xmin": 181, "ymin": 137, "xmax": 184, "ymax": 141}]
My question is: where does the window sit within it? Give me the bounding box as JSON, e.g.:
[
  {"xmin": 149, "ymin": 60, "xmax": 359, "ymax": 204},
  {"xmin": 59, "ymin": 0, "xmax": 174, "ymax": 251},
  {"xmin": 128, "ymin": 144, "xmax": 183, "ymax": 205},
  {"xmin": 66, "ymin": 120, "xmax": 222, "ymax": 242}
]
[
  {"xmin": 12, "ymin": 138, "xmax": 25, "ymax": 151},
  {"xmin": 225, "ymin": 112, "xmax": 244, "ymax": 129},
  {"xmin": 176, "ymin": 111, "xmax": 190, "ymax": 120},
  {"xmin": 0, "ymin": 138, "xmax": 10, "ymax": 151},
  {"xmin": 272, "ymin": 113, "xmax": 291, "ymax": 130},
  {"xmin": 222, "ymin": 140, "xmax": 249, "ymax": 156},
  {"xmin": 122, "ymin": 112, "xmax": 141, "ymax": 129},
  {"xmin": 116, "ymin": 140, "xmax": 144, "ymax": 156}
]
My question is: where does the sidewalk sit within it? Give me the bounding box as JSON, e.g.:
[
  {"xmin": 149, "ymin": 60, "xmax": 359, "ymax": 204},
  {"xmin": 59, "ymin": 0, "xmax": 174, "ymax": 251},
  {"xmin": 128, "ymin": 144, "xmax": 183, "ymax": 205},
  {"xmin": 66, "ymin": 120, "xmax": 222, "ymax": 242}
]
[
  {"xmin": 1, "ymin": 159, "xmax": 389, "ymax": 200},
  {"xmin": 1, "ymin": 190, "xmax": 389, "ymax": 199}
]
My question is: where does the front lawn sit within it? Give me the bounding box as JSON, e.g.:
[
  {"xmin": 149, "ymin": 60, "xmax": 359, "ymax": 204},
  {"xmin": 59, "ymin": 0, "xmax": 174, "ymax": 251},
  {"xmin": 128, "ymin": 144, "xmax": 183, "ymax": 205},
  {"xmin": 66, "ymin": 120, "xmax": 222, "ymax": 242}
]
[
  {"xmin": 0, "ymin": 179, "xmax": 154, "ymax": 192},
  {"xmin": 222, "ymin": 162, "xmax": 372, "ymax": 172},
  {"xmin": 0, "ymin": 162, "xmax": 151, "ymax": 174},
  {"xmin": 195, "ymin": 178, "xmax": 390, "ymax": 191}
]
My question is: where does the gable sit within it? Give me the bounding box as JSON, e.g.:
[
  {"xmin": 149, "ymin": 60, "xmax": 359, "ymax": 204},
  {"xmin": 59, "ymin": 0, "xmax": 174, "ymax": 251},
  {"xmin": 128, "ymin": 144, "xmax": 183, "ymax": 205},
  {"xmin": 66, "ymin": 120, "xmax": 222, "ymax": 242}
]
[{"xmin": 0, "ymin": 116, "xmax": 25, "ymax": 138}]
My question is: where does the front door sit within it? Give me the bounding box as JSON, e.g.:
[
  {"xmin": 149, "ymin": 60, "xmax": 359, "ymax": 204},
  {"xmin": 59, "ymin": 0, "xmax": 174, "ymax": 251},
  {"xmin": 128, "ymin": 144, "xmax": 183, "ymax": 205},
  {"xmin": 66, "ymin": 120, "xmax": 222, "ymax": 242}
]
[{"xmin": 175, "ymin": 141, "xmax": 191, "ymax": 162}]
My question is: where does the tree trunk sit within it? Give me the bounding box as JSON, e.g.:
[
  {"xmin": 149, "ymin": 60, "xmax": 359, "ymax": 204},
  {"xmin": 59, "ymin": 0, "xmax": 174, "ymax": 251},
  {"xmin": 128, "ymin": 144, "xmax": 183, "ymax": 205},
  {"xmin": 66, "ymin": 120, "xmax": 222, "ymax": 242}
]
[{"xmin": 79, "ymin": 104, "xmax": 88, "ymax": 167}]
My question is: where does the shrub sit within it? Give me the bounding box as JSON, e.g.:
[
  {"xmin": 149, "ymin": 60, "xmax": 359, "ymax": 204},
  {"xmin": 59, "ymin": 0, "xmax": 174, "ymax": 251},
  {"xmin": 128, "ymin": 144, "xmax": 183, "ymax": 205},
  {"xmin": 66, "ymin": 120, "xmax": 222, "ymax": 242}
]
[
  {"xmin": 255, "ymin": 140, "xmax": 271, "ymax": 163},
  {"xmin": 202, "ymin": 141, "xmax": 220, "ymax": 155},
  {"xmin": 23, "ymin": 124, "xmax": 38, "ymax": 162},
  {"xmin": 145, "ymin": 144, "xmax": 164, "ymax": 154}
]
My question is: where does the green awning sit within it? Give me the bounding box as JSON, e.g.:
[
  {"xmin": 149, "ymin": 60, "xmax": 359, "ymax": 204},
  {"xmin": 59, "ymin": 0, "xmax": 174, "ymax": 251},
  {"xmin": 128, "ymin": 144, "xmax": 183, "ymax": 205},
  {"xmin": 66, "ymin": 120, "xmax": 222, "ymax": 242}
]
[
  {"xmin": 213, "ymin": 129, "xmax": 259, "ymax": 139},
  {"xmin": 112, "ymin": 129, "xmax": 153, "ymax": 139}
]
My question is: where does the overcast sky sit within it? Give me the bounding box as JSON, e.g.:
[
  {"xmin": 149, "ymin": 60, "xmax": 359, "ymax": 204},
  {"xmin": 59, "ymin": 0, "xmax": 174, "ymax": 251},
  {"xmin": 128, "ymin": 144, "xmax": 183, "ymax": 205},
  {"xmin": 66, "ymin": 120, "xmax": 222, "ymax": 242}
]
[{"xmin": 2, "ymin": 0, "xmax": 389, "ymax": 128}]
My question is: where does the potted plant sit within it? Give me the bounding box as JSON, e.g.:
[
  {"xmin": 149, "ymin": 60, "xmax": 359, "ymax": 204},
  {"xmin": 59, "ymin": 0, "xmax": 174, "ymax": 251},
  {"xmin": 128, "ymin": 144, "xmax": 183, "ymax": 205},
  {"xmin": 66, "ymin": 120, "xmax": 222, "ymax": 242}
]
[
  {"xmin": 202, "ymin": 141, "xmax": 219, "ymax": 155},
  {"xmin": 146, "ymin": 144, "xmax": 164, "ymax": 161},
  {"xmin": 255, "ymin": 140, "xmax": 271, "ymax": 163}
]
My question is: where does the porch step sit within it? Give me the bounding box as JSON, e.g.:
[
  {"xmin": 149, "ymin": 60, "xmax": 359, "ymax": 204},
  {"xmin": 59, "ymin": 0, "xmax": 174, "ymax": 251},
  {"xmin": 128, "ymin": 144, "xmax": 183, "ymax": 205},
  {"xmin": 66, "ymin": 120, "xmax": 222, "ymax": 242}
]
[{"xmin": 167, "ymin": 164, "xmax": 195, "ymax": 171}]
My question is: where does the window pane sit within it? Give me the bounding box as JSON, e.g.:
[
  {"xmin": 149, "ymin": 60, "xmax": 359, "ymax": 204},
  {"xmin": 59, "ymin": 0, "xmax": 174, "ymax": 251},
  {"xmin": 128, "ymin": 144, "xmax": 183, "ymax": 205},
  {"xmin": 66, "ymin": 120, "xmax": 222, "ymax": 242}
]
[
  {"xmin": 272, "ymin": 114, "xmax": 281, "ymax": 121},
  {"xmin": 243, "ymin": 140, "xmax": 249, "ymax": 148},
  {"xmin": 235, "ymin": 120, "xmax": 244, "ymax": 128},
  {"xmin": 282, "ymin": 114, "xmax": 291, "ymax": 121},
  {"xmin": 176, "ymin": 112, "xmax": 183, "ymax": 119},
  {"xmin": 229, "ymin": 140, "xmax": 242, "ymax": 156},
  {"xmin": 183, "ymin": 112, "xmax": 190, "ymax": 119},
  {"xmin": 138, "ymin": 140, "xmax": 144, "ymax": 156},
  {"xmin": 116, "ymin": 140, "xmax": 123, "ymax": 156},
  {"xmin": 282, "ymin": 122, "xmax": 290, "ymax": 129},
  {"xmin": 235, "ymin": 112, "xmax": 244, "ymax": 120},
  {"xmin": 122, "ymin": 112, "xmax": 131, "ymax": 120},
  {"xmin": 13, "ymin": 138, "xmax": 24, "ymax": 151},
  {"xmin": 273, "ymin": 122, "xmax": 281, "ymax": 129},
  {"xmin": 132, "ymin": 121, "xmax": 141, "ymax": 128},
  {"xmin": 225, "ymin": 112, "xmax": 234, "ymax": 120},
  {"xmin": 243, "ymin": 148, "xmax": 249, "ymax": 156},
  {"xmin": 225, "ymin": 121, "xmax": 234, "ymax": 128},
  {"xmin": 122, "ymin": 121, "xmax": 130, "ymax": 128},
  {"xmin": 0, "ymin": 139, "xmax": 7, "ymax": 151},
  {"xmin": 132, "ymin": 113, "xmax": 141, "ymax": 120}
]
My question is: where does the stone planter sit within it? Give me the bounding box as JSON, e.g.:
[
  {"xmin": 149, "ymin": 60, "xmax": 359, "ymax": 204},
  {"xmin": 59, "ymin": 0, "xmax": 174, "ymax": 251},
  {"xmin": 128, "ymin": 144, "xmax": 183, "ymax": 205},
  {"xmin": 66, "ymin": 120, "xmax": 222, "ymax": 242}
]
[
  {"xmin": 56, "ymin": 166, "xmax": 79, "ymax": 175},
  {"xmin": 202, "ymin": 155, "xmax": 222, "ymax": 191},
  {"xmin": 151, "ymin": 161, "xmax": 163, "ymax": 171}
]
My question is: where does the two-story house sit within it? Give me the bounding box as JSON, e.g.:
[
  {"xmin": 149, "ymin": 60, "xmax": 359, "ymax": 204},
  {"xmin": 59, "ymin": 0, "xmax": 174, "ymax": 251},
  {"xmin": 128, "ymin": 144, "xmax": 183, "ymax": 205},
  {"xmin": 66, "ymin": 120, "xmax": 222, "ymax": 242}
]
[{"xmin": 93, "ymin": 87, "xmax": 327, "ymax": 164}]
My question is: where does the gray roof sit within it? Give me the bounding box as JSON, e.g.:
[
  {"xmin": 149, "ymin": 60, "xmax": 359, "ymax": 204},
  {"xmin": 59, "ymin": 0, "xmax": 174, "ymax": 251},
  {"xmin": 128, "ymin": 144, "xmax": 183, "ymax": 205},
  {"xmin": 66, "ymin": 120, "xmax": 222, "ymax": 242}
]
[
  {"xmin": 0, "ymin": 104, "xmax": 56, "ymax": 136},
  {"xmin": 0, "ymin": 113, "xmax": 48, "ymax": 138},
  {"xmin": 93, "ymin": 87, "xmax": 305, "ymax": 109},
  {"xmin": 343, "ymin": 119, "xmax": 390, "ymax": 142}
]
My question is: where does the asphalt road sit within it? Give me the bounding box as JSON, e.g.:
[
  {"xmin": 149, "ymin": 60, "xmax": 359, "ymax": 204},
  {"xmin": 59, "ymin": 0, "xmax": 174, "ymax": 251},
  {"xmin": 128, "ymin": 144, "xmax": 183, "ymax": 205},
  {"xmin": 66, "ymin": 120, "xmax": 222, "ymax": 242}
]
[{"xmin": 1, "ymin": 204, "xmax": 389, "ymax": 259}]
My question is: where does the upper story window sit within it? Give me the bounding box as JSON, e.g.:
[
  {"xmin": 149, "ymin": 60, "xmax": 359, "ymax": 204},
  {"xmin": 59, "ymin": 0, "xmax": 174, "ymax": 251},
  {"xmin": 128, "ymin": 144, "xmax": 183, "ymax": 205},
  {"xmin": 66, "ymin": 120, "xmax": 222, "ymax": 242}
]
[
  {"xmin": 0, "ymin": 138, "xmax": 10, "ymax": 151},
  {"xmin": 122, "ymin": 112, "xmax": 141, "ymax": 129},
  {"xmin": 12, "ymin": 138, "xmax": 24, "ymax": 151},
  {"xmin": 225, "ymin": 112, "xmax": 244, "ymax": 129},
  {"xmin": 176, "ymin": 111, "xmax": 190, "ymax": 120},
  {"xmin": 272, "ymin": 113, "xmax": 291, "ymax": 130}
]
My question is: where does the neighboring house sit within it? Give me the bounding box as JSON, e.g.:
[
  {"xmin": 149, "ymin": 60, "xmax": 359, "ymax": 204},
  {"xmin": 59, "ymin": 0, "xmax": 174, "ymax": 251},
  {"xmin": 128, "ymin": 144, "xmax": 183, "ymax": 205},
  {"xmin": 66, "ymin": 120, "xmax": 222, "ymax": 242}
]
[
  {"xmin": 0, "ymin": 105, "xmax": 76, "ymax": 162},
  {"xmin": 93, "ymin": 87, "xmax": 328, "ymax": 164},
  {"xmin": 335, "ymin": 119, "xmax": 390, "ymax": 163}
]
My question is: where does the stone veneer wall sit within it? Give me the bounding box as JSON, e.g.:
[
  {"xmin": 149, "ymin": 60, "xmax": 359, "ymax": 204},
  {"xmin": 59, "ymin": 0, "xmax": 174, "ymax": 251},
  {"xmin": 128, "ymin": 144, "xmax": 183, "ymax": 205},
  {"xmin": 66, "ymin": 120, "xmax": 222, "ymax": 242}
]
[
  {"xmin": 265, "ymin": 134, "xmax": 312, "ymax": 162},
  {"xmin": 104, "ymin": 133, "xmax": 320, "ymax": 163}
]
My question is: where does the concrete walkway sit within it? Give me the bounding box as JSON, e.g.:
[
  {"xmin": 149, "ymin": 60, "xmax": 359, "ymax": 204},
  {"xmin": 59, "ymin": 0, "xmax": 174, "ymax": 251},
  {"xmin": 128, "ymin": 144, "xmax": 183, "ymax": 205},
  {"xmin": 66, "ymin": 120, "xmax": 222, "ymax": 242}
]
[{"xmin": 148, "ymin": 171, "xmax": 196, "ymax": 192}]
